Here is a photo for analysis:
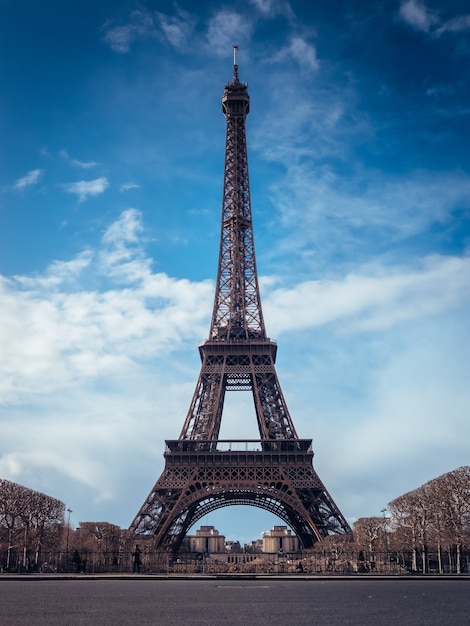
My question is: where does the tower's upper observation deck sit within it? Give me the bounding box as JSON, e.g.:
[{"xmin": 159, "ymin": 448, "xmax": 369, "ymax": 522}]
[{"xmin": 222, "ymin": 45, "xmax": 250, "ymax": 117}]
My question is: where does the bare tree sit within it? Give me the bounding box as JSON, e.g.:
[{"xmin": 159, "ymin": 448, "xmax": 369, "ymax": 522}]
[
  {"xmin": 389, "ymin": 486, "xmax": 431, "ymax": 572},
  {"xmin": 74, "ymin": 521, "xmax": 122, "ymax": 571},
  {"xmin": 353, "ymin": 517, "xmax": 386, "ymax": 572}
]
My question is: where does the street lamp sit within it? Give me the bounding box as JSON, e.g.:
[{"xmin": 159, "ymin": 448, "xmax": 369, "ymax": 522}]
[
  {"xmin": 381, "ymin": 508, "xmax": 390, "ymax": 572},
  {"xmin": 65, "ymin": 508, "xmax": 73, "ymax": 567}
]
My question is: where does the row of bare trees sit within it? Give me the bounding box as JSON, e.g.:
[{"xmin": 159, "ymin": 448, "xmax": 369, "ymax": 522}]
[
  {"xmin": 1, "ymin": 467, "xmax": 468, "ymax": 573},
  {"xmin": 353, "ymin": 466, "xmax": 470, "ymax": 573},
  {"xmin": 0, "ymin": 478, "xmax": 130, "ymax": 573},
  {"xmin": 0, "ymin": 479, "xmax": 65, "ymax": 571}
]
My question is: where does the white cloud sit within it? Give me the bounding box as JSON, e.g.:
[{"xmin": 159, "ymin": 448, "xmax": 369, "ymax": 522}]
[
  {"xmin": 437, "ymin": 14, "xmax": 470, "ymax": 34},
  {"xmin": 206, "ymin": 10, "xmax": 252, "ymax": 56},
  {"xmin": 120, "ymin": 182, "xmax": 140, "ymax": 192},
  {"xmin": 399, "ymin": 0, "xmax": 438, "ymax": 32},
  {"xmin": 13, "ymin": 251, "xmax": 93, "ymax": 290},
  {"xmin": 248, "ymin": 0, "xmax": 291, "ymax": 17},
  {"xmin": 264, "ymin": 254, "xmax": 470, "ymax": 336},
  {"xmin": 398, "ymin": 1, "xmax": 470, "ymax": 37},
  {"xmin": 290, "ymin": 37, "xmax": 319, "ymax": 71},
  {"xmin": 98, "ymin": 210, "xmax": 151, "ymax": 283},
  {"xmin": 101, "ymin": 208, "xmax": 143, "ymax": 246},
  {"xmin": 102, "ymin": 9, "xmax": 157, "ymax": 53},
  {"xmin": 59, "ymin": 149, "xmax": 98, "ymax": 169},
  {"xmin": 156, "ymin": 9, "xmax": 195, "ymax": 48},
  {"xmin": 0, "ymin": 210, "xmax": 213, "ymax": 405},
  {"xmin": 266, "ymin": 167, "xmax": 470, "ymax": 262},
  {"xmin": 71, "ymin": 159, "xmax": 98, "ymax": 169},
  {"xmin": 249, "ymin": 0, "xmax": 275, "ymax": 14},
  {"xmin": 102, "ymin": 25, "xmax": 135, "ymax": 53},
  {"xmin": 252, "ymin": 80, "xmax": 359, "ymax": 168},
  {"xmin": 13, "ymin": 169, "xmax": 42, "ymax": 190},
  {"xmin": 63, "ymin": 177, "xmax": 109, "ymax": 202},
  {"xmin": 101, "ymin": 6, "xmax": 199, "ymax": 54},
  {"xmin": 274, "ymin": 37, "xmax": 319, "ymax": 72}
]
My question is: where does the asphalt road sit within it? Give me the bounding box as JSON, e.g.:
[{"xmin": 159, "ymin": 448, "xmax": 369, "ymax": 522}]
[{"xmin": 0, "ymin": 578, "xmax": 469, "ymax": 625}]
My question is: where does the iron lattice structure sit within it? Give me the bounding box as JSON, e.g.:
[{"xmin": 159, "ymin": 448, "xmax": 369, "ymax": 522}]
[{"xmin": 129, "ymin": 49, "xmax": 351, "ymax": 551}]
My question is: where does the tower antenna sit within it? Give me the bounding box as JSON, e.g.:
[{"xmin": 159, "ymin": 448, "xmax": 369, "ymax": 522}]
[{"xmin": 233, "ymin": 44, "xmax": 239, "ymax": 81}]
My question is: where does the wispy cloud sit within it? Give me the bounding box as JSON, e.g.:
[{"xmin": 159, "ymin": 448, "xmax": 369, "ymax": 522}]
[
  {"xmin": 102, "ymin": 9, "xmax": 158, "ymax": 53},
  {"xmin": 252, "ymin": 79, "xmax": 359, "ymax": 167},
  {"xmin": 98, "ymin": 210, "xmax": 153, "ymax": 284},
  {"xmin": 63, "ymin": 177, "xmax": 109, "ymax": 202},
  {"xmin": 156, "ymin": 8, "xmax": 195, "ymax": 48},
  {"xmin": 59, "ymin": 149, "xmax": 98, "ymax": 169},
  {"xmin": 436, "ymin": 14, "xmax": 470, "ymax": 35},
  {"xmin": 399, "ymin": 0, "xmax": 438, "ymax": 32},
  {"xmin": 101, "ymin": 208, "xmax": 143, "ymax": 247},
  {"xmin": 249, "ymin": 0, "xmax": 275, "ymax": 14},
  {"xmin": 71, "ymin": 159, "xmax": 98, "ymax": 169},
  {"xmin": 14, "ymin": 251, "xmax": 94, "ymax": 290},
  {"xmin": 248, "ymin": 0, "xmax": 292, "ymax": 18},
  {"xmin": 270, "ymin": 168, "xmax": 470, "ymax": 250},
  {"xmin": 273, "ymin": 36, "xmax": 319, "ymax": 72},
  {"xmin": 101, "ymin": 7, "xmax": 196, "ymax": 53},
  {"xmin": 13, "ymin": 169, "xmax": 42, "ymax": 191},
  {"xmin": 0, "ymin": 210, "xmax": 212, "ymax": 405},
  {"xmin": 206, "ymin": 10, "xmax": 252, "ymax": 56},
  {"xmin": 120, "ymin": 182, "xmax": 140, "ymax": 192},
  {"xmin": 399, "ymin": 0, "xmax": 470, "ymax": 37},
  {"xmin": 264, "ymin": 254, "xmax": 470, "ymax": 336}
]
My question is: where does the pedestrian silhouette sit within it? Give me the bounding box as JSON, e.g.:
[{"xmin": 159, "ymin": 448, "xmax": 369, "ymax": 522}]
[
  {"xmin": 132, "ymin": 545, "xmax": 142, "ymax": 573},
  {"xmin": 72, "ymin": 549, "xmax": 81, "ymax": 573}
]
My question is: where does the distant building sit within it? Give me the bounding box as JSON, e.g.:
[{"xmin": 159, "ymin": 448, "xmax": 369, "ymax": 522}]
[
  {"xmin": 188, "ymin": 525, "xmax": 225, "ymax": 554},
  {"xmin": 262, "ymin": 525, "xmax": 299, "ymax": 553}
]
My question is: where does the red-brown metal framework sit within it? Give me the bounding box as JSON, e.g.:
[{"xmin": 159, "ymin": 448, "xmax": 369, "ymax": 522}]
[{"xmin": 129, "ymin": 48, "xmax": 351, "ymax": 551}]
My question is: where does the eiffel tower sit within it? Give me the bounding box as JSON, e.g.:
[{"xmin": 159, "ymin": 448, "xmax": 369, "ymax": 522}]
[{"xmin": 129, "ymin": 47, "xmax": 351, "ymax": 551}]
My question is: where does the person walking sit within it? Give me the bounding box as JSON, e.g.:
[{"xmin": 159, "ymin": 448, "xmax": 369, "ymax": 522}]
[{"xmin": 132, "ymin": 545, "xmax": 142, "ymax": 573}]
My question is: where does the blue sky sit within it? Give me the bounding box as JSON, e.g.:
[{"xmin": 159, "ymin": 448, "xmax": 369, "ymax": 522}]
[{"xmin": 1, "ymin": 0, "xmax": 469, "ymax": 543}]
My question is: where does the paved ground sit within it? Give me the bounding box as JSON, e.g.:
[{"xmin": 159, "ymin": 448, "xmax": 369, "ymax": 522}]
[{"xmin": 0, "ymin": 577, "xmax": 469, "ymax": 625}]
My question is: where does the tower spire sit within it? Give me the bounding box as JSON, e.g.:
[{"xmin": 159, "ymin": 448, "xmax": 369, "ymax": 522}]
[{"xmin": 233, "ymin": 44, "xmax": 239, "ymax": 82}]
